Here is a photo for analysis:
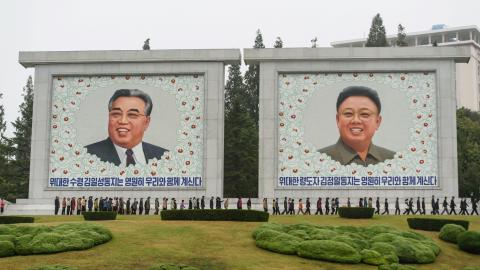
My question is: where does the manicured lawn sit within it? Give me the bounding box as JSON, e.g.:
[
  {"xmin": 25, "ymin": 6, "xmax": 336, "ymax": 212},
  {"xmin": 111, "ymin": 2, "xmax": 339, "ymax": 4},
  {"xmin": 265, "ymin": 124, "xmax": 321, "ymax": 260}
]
[{"xmin": 1, "ymin": 214, "xmax": 480, "ymax": 270}]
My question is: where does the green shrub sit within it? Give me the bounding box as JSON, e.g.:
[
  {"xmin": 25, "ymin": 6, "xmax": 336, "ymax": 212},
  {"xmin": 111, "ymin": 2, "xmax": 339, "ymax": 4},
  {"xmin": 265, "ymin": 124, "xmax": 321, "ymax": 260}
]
[
  {"xmin": 0, "ymin": 240, "xmax": 15, "ymax": 257},
  {"xmin": 254, "ymin": 223, "xmax": 439, "ymax": 266},
  {"xmin": 462, "ymin": 267, "xmax": 480, "ymax": 270},
  {"xmin": 309, "ymin": 228, "xmax": 338, "ymax": 240},
  {"xmin": 82, "ymin": 211, "xmax": 117, "ymax": 221},
  {"xmin": 161, "ymin": 209, "xmax": 269, "ymax": 222},
  {"xmin": 378, "ymin": 263, "xmax": 417, "ymax": 270},
  {"xmin": 28, "ymin": 265, "xmax": 79, "ymax": 270},
  {"xmin": 338, "ymin": 207, "xmax": 374, "ymax": 218},
  {"xmin": 457, "ymin": 231, "xmax": 480, "ymax": 254},
  {"xmin": 439, "ymin": 224, "xmax": 466, "ymax": 243},
  {"xmin": 407, "ymin": 218, "xmax": 469, "ymax": 231},
  {"xmin": 360, "ymin": 249, "xmax": 387, "ymax": 265},
  {"xmin": 370, "ymin": 242, "xmax": 399, "ymax": 264},
  {"xmin": 0, "ymin": 216, "xmax": 34, "ymax": 224},
  {"xmin": 331, "ymin": 235, "xmax": 369, "ymax": 251},
  {"xmin": 0, "ymin": 223, "xmax": 112, "ymax": 257},
  {"xmin": 297, "ymin": 240, "xmax": 361, "ymax": 264},
  {"xmin": 255, "ymin": 229, "xmax": 302, "ymax": 255},
  {"xmin": 391, "ymin": 238, "xmax": 436, "ymax": 264}
]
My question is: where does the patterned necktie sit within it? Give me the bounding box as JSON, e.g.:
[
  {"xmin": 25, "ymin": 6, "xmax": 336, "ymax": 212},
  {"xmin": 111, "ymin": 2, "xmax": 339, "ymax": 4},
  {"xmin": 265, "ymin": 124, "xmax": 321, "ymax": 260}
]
[{"xmin": 126, "ymin": 149, "xmax": 136, "ymax": 166}]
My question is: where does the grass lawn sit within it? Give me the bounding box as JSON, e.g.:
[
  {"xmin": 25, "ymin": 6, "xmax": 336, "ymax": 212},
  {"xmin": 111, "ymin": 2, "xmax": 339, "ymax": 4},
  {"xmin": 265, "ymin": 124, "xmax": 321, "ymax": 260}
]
[{"xmin": 1, "ymin": 214, "xmax": 479, "ymax": 270}]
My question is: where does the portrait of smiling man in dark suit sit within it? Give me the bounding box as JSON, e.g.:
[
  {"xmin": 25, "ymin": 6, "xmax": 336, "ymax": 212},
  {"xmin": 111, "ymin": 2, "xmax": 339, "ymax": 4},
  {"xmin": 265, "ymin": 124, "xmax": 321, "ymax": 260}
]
[{"xmin": 85, "ymin": 89, "xmax": 168, "ymax": 166}]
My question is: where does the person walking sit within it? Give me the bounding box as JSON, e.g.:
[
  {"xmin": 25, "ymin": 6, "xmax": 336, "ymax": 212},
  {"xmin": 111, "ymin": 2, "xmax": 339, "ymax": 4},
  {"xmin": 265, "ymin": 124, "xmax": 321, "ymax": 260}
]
[
  {"xmin": 289, "ymin": 199, "xmax": 295, "ymax": 215},
  {"xmin": 237, "ymin": 197, "xmax": 243, "ymax": 210},
  {"xmin": 421, "ymin": 197, "xmax": 426, "ymax": 215},
  {"xmin": 441, "ymin": 197, "xmax": 449, "ymax": 215},
  {"xmin": 297, "ymin": 199, "xmax": 305, "ymax": 215},
  {"xmin": 395, "ymin": 198, "xmax": 400, "ymax": 215},
  {"xmin": 262, "ymin": 198, "xmax": 268, "ymax": 213},
  {"xmin": 71, "ymin": 197, "xmax": 76, "ymax": 215},
  {"xmin": 224, "ymin": 198, "xmax": 229, "ymax": 209},
  {"xmin": 54, "ymin": 196, "xmax": 60, "ymax": 215},
  {"xmin": 434, "ymin": 198, "xmax": 440, "ymax": 215},
  {"xmin": 61, "ymin": 197, "xmax": 66, "ymax": 215},
  {"xmin": 274, "ymin": 198, "xmax": 280, "ymax": 215},
  {"xmin": 315, "ymin": 198, "xmax": 323, "ymax": 215},
  {"xmin": 0, "ymin": 198, "xmax": 5, "ymax": 215},
  {"xmin": 305, "ymin": 198, "xmax": 311, "ymax": 215},
  {"xmin": 210, "ymin": 196, "xmax": 214, "ymax": 210},
  {"xmin": 430, "ymin": 195, "xmax": 436, "ymax": 214},
  {"xmin": 201, "ymin": 196, "xmax": 205, "ymax": 210},
  {"xmin": 125, "ymin": 198, "xmax": 130, "ymax": 214},
  {"xmin": 449, "ymin": 196, "xmax": 457, "ymax": 215},
  {"xmin": 381, "ymin": 198, "xmax": 389, "ymax": 215},
  {"xmin": 375, "ymin": 197, "xmax": 380, "ymax": 214},
  {"xmin": 282, "ymin": 197, "xmax": 288, "ymax": 215},
  {"xmin": 132, "ymin": 198, "xmax": 138, "ymax": 214},
  {"xmin": 154, "ymin": 198, "xmax": 160, "ymax": 215},
  {"xmin": 247, "ymin": 198, "xmax": 252, "ymax": 210},
  {"xmin": 145, "ymin": 197, "xmax": 151, "ymax": 215},
  {"xmin": 347, "ymin": 197, "xmax": 351, "ymax": 207},
  {"xmin": 402, "ymin": 199, "xmax": 410, "ymax": 215},
  {"xmin": 325, "ymin": 198, "xmax": 330, "ymax": 215},
  {"xmin": 139, "ymin": 198, "xmax": 144, "ymax": 215},
  {"xmin": 414, "ymin": 197, "xmax": 421, "ymax": 214},
  {"xmin": 471, "ymin": 196, "xmax": 479, "ymax": 215}
]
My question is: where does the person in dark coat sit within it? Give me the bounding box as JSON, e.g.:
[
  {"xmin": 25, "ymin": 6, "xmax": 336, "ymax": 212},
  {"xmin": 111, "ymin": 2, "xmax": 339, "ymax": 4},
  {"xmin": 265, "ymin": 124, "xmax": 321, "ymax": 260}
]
[
  {"xmin": 237, "ymin": 197, "xmax": 243, "ymax": 210},
  {"xmin": 282, "ymin": 197, "xmax": 288, "ymax": 215},
  {"xmin": 210, "ymin": 196, "xmax": 214, "ymax": 209},
  {"xmin": 471, "ymin": 196, "xmax": 479, "ymax": 215},
  {"xmin": 188, "ymin": 198, "xmax": 193, "ymax": 209},
  {"xmin": 131, "ymin": 198, "xmax": 138, "ymax": 215},
  {"xmin": 87, "ymin": 196, "xmax": 93, "ymax": 212},
  {"xmin": 315, "ymin": 198, "xmax": 323, "ymax": 215},
  {"xmin": 325, "ymin": 197, "xmax": 330, "ymax": 215},
  {"xmin": 144, "ymin": 197, "xmax": 150, "ymax": 215},
  {"xmin": 421, "ymin": 197, "xmax": 426, "ymax": 215},
  {"xmin": 247, "ymin": 198, "xmax": 252, "ymax": 210},
  {"xmin": 441, "ymin": 197, "xmax": 449, "ymax": 214},
  {"xmin": 126, "ymin": 198, "xmax": 131, "ymax": 215},
  {"xmin": 139, "ymin": 198, "xmax": 144, "ymax": 215},
  {"xmin": 381, "ymin": 198, "xmax": 389, "ymax": 215},
  {"xmin": 430, "ymin": 195, "xmax": 436, "ymax": 214},
  {"xmin": 395, "ymin": 197, "xmax": 400, "ymax": 215},
  {"xmin": 305, "ymin": 198, "xmax": 311, "ymax": 215},
  {"xmin": 154, "ymin": 198, "xmax": 160, "ymax": 215},
  {"xmin": 375, "ymin": 197, "xmax": 380, "ymax": 214},
  {"xmin": 54, "ymin": 196, "xmax": 60, "ymax": 215},
  {"xmin": 449, "ymin": 196, "xmax": 457, "ymax": 215},
  {"xmin": 201, "ymin": 196, "xmax": 205, "ymax": 210}
]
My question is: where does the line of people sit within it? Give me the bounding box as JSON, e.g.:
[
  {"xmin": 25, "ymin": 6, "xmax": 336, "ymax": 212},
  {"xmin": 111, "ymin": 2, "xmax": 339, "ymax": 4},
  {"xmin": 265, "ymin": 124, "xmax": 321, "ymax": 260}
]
[
  {"xmin": 260, "ymin": 196, "xmax": 479, "ymax": 216},
  {"xmin": 53, "ymin": 196, "xmax": 258, "ymax": 215}
]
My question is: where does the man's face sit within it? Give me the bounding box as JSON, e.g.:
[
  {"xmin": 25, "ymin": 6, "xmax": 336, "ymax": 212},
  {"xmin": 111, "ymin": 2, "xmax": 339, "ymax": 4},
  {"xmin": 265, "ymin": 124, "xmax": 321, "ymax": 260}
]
[
  {"xmin": 336, "ymin": 96, "xmax": 382, "ymax": 150},
  {"xmin": 108, "ymin": 96, "xmax": 150, "ymax": 149}
]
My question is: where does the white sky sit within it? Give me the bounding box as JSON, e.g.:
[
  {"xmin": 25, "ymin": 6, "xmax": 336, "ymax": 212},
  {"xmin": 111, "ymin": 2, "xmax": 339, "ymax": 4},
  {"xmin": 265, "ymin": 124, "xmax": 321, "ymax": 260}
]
[{"xmin": 0, "ymin": 0, "xmax": 478, "ymax": 136}]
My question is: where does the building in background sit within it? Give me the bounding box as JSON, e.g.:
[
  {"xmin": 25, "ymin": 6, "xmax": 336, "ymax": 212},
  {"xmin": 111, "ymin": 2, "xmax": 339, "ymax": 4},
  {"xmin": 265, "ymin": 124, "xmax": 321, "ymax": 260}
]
[{"xmin": 331, "ymin": 25, "xmax": 480, "ymax": 111}]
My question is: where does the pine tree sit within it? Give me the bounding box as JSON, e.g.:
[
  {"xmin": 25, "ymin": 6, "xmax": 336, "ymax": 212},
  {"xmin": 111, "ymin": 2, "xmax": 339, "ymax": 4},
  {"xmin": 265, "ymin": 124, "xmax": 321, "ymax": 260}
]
[
  {"xmin": 366, "ymin": 13, "xmax": 388, "ymax": 47},
  {"xmin": 274, "ymin": 37, "xmax": 283, "ymax": 48},
  {"xmin": 0, "ymin": 93, "xmax": 15, "ymax": 200},
  {"xmin": 396, "ymin": 24, "xmax": 408, "ymax": 47},
  {"xmin": 9, "ymin": 76, "xmax": 34, "ymax": 199}
]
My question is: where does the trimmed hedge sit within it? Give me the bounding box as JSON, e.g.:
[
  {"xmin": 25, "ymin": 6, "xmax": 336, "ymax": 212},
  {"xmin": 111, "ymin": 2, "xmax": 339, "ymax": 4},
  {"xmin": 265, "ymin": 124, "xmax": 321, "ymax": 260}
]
[
  {"xmin": 439, "ymin": 224, "xmax": 466, "ymax": 244},
  {"xmin": 407, "ymin": 218, "xmax": 469, "ymax": 231},
  {"xmin": 457, "ymin": 231, "xmax": 480, "ymax": 254},
  {"xmin": 0, "ymin": 216, "xmax": 34, "ymax": 224},
  {"xmin": 161, "ymin": 209, "xmax": 269, "ymax": 222},
  {"xmin": 252, "ymin": 223, "xmax": 440, "ymax": 267},
  {"xmin": 338, "ymin": 207, "xmax": 374, "ymax": 219},
  {"xmin": 0, "ymin": 223, "xmax": 112, "ymax": 257},
  {"xmin": 82, "ymin": 211, "xmax": 117, "ymax": 221}
]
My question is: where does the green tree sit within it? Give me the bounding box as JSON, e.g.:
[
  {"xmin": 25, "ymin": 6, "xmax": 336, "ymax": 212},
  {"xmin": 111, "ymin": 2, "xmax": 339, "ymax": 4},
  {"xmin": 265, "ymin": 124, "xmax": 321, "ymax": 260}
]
[
  {"xmin": 396, "ymin": 24, "xmax": 408, "ymax": 47},
  {"xmin": 244, "ymin": 29, "xmax": 264, "ymax": 125},
  {"xmin": 366, "ymin": 13, "xmax": 388, "ymax": 47},
  {"xmin": 457, "ymin": 108, "xmax": 480, "ymax": 198},
  {"xmin": 0, "ymin": 93, "xmax": 15, "ymax": 201},
  {"xmin": 9, "ymin": 76, "xmax": 34, "ymax": 199},
  {"xmin": 274, "ymin": 37, "xmax": 283, "ymax": 48}
]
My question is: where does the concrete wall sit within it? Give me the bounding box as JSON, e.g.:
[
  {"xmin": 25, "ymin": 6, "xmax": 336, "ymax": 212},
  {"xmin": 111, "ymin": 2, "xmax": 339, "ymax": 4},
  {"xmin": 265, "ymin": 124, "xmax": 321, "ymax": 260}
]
[
  {"xmin": 19, "ymin": 49, "xmax": 240, "ymax": 202},
  {"xmin": 245, "ymin": 47, "xmax": 471, "ymax": 200}
]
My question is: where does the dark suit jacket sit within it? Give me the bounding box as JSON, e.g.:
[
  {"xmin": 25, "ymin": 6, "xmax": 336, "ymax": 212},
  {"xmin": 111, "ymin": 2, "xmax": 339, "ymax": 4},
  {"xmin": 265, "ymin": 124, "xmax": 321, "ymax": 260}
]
[{"xmin": 85, "ymin": 137, "xmax": 168, "ymax": 166}]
